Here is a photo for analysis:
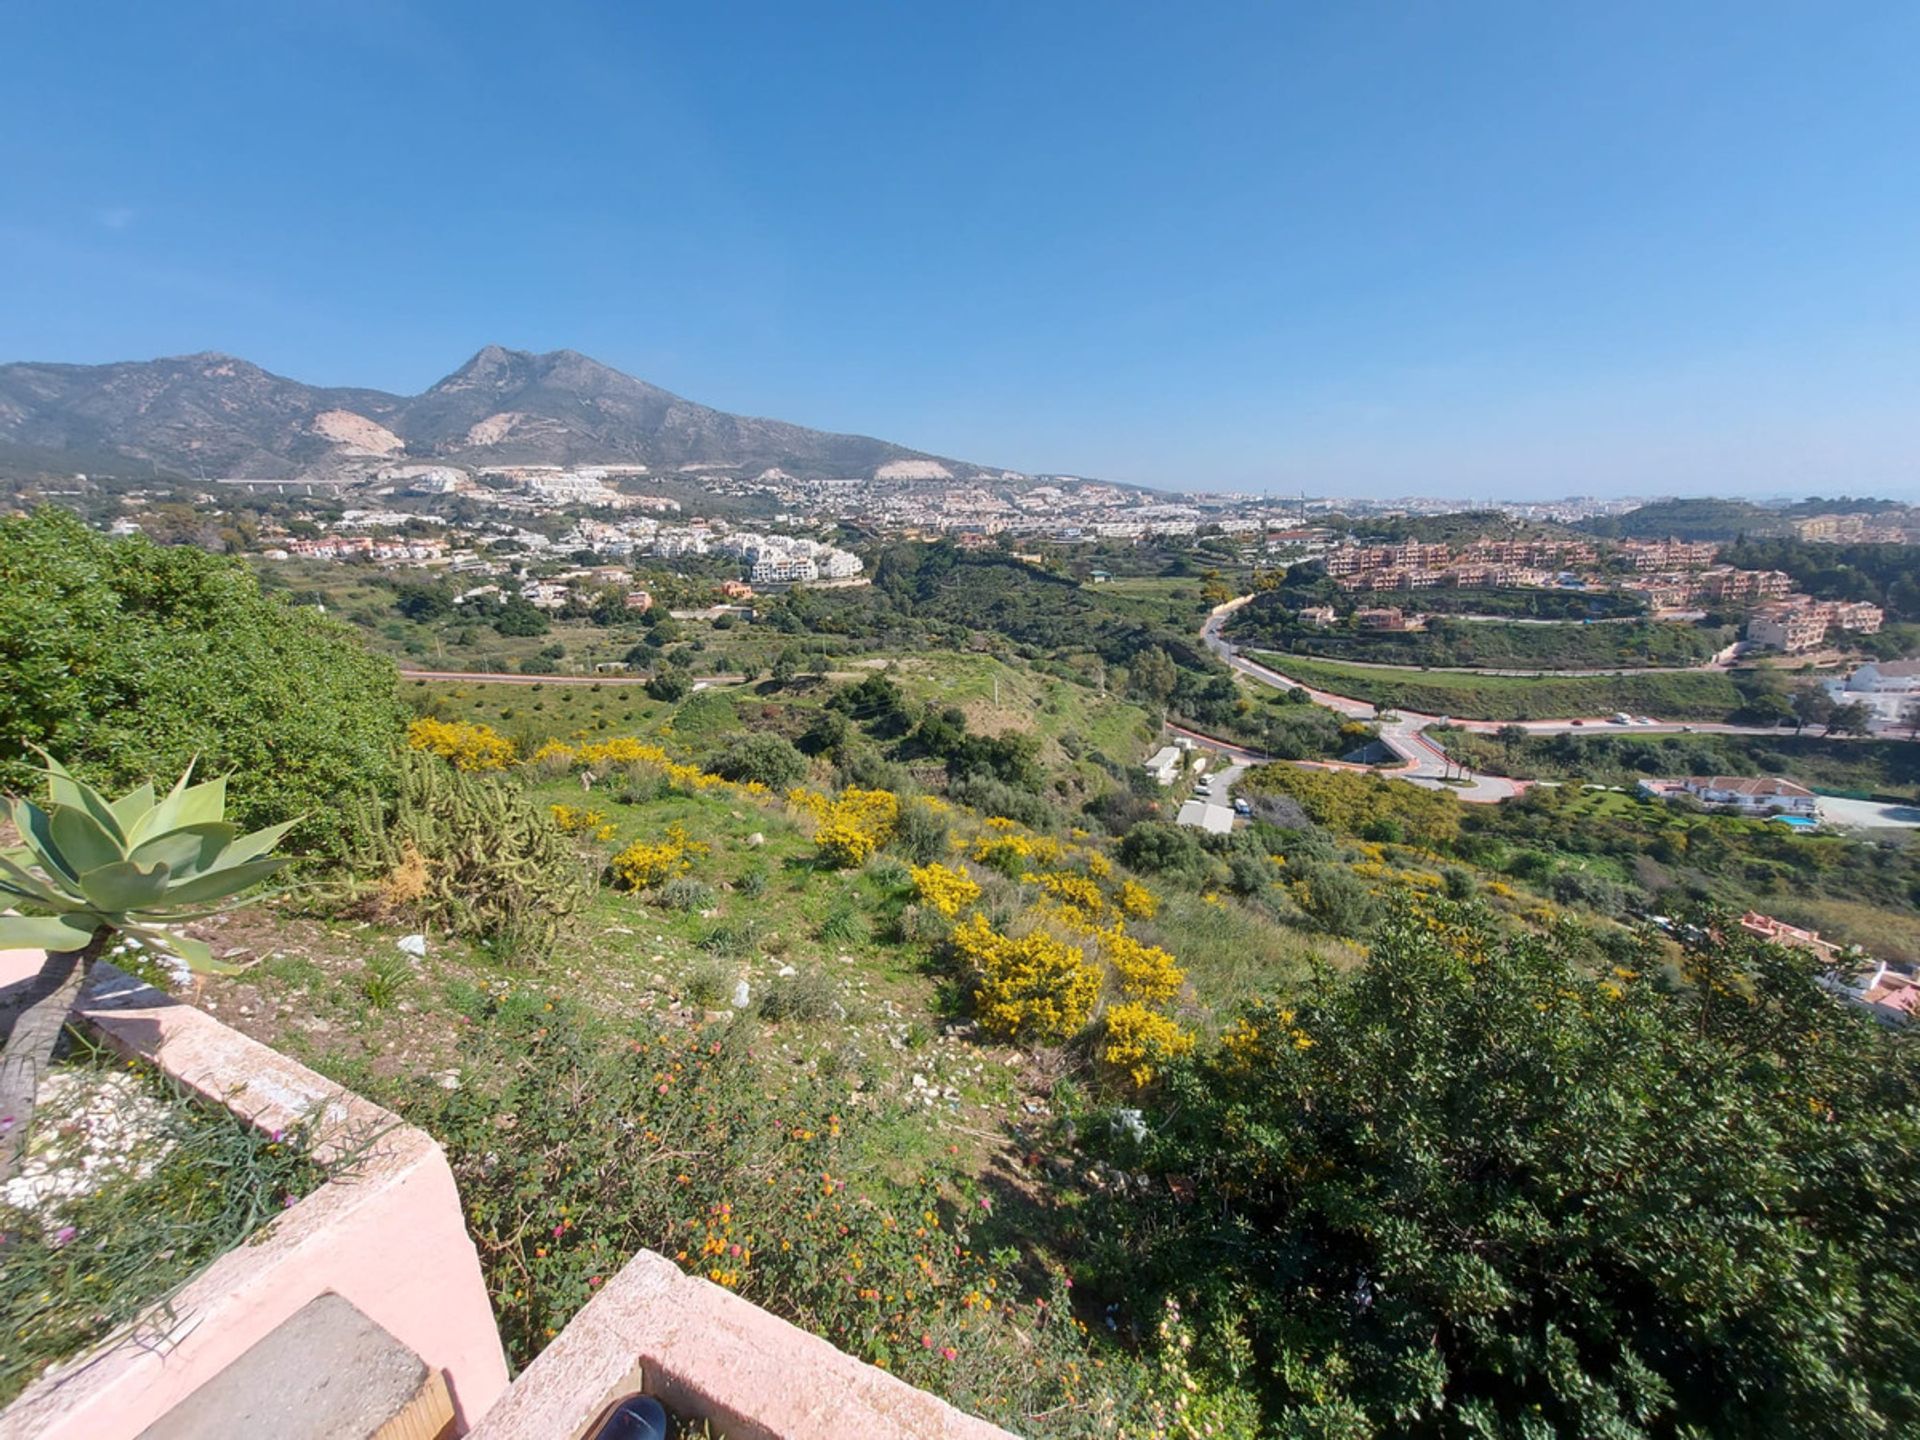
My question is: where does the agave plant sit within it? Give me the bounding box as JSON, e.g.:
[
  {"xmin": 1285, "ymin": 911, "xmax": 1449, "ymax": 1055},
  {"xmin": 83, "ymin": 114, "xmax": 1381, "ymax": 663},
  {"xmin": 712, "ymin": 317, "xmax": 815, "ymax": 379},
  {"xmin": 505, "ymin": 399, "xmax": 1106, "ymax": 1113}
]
[{"xmin": 0, "ymin": 754, "xmax": 293, "ymax": 1182}]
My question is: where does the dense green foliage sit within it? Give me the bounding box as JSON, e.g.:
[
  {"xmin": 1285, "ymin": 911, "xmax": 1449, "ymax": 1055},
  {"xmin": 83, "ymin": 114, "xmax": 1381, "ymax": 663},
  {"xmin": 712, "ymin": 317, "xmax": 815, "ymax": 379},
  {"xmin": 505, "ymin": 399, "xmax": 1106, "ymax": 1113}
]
[
  {"xmin": 1722, "ymin": 538, "xmax": 1920, "ymax": 623},
  {"xmin": 1249, "ymin": 574, "xmax": 1646, "ymax": 622},
  {"xmin": 705, "ymin": 732, "xmax": 809, "ymax": 790},
  {"xmin": 1089, "ymin": 905, "xmax": 1920, "ymax": 1437},
  {"xmin": 0, "ymin": 508, "xmax": 405, "ymax": 853}
]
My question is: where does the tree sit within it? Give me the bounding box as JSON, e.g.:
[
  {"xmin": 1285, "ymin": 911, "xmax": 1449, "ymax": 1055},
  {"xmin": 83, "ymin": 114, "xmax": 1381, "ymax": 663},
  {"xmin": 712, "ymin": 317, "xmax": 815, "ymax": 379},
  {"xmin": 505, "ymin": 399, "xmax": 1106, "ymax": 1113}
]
[
  {"xmin": 1901, "ymin": 695, "xmax": 1920, "ymax": 740},
  {"xmin": 0, "ymin": 757, "xmax": 292, "ymax": 1181},
  {"xmin": 0, "ymin": 508, "xmax": 406, "ymax": 855},
  {"xmin": 707, "ymin": 733, "xmax": 807, "ymax": 790},
  {"xmin": 1827, "ymin": 698, "xmax": 1874, "ymax": 737},
  {"xmin": 1104, "ymin": 904, "xmax": 1920, "ymax": 1437},
  {"xmin": 1790, "ymin": 682, "xmax": 1834, "ymax": 735},
  {"xmin": 493, "ymin": 596, "xmax": 550, "ymax": 637},
  {"xmin": 644, "ymin": 669, "xmax": 690, "ymax": 702},
  {"xmin": 393, "ymin": 583, "xmax": 454, "ymax": 622},
  {"xmin": 771, "ymin": 647, "xmax": 804, "ymax": 686},
  {"xmin": 1496, "ymin": 724, "xmax": 1528, "ymax": 759},
  {"xmin": 1128, "ymin": 647, "xmax": 1178, "ymax": 707}
]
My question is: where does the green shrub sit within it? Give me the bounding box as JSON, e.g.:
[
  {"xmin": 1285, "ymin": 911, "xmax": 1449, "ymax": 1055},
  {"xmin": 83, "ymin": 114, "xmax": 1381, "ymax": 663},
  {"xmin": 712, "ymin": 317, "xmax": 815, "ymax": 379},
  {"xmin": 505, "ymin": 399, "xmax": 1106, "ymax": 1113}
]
[
  {"xmin": 684, "ymin": 959, "xmax": 732, "ymax": 1008},
  {"xmin": 698, "ymin": 919, "xmax": 761, "ymax": 960},
  {"xmin": 816, "ymin": 894, "xmax": 866, "ymax": 945},
  {"xmin": 757, "ymin": 968, "xmax": 839, "ymax": 1022},
  {"xmin": 0, "ymin": 508, "xmax": 406, "ymax": 855},
  {"xmin": 657, "ymin": 876, "xmax": 718, "ymax": 912},
  {"xmin": 707, "ymin": 732, "xmax": 808, "ymax": 790},
  {"xmin": 1096, "ymin": 905, "xmax": 1920, "ymax": 1437},
  {"xmin": 890, "ymin": 798, "xmax": 952, "ymax": 864}
]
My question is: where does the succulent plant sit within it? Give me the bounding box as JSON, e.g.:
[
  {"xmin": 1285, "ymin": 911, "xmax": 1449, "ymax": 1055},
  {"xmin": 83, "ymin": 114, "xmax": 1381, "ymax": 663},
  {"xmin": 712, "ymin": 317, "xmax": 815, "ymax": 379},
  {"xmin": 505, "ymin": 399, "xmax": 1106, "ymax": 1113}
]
[
  {"xmin": 0, "ymin": 753, "xmax": 292, "ymax": 1181},
  {"xmin": 0, "ymin": 753, "xmax": 292, "ymax": 970}
]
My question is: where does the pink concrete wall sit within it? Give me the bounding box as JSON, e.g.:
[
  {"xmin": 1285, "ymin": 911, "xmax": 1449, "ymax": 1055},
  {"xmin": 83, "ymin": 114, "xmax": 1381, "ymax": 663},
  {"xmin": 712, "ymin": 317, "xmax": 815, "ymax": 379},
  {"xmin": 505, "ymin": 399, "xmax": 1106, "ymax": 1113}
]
[
  {"xmin": 469, "ymin": 1249, "xmax": 1018, "ymax": 1440},
  {"xmin": 0, "ymin": 954, "xmax": 510, "ymax": 1440}
]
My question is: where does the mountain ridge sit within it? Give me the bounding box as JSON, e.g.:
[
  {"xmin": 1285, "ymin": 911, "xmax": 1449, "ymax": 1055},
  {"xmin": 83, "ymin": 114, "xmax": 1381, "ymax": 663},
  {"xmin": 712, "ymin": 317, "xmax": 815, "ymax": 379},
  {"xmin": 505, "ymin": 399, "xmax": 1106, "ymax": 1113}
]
[{"xmin": 0, "ymin": 346, "xmax": 999, "ymax": 483}]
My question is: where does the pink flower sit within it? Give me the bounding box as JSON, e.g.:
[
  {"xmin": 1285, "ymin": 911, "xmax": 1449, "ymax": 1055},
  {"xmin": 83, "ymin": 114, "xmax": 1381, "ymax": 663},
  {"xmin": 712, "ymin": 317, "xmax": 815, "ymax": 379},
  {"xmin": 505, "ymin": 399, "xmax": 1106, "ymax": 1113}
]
[
  {"xmin": 940, "ymin": 1346, "xmax": 958, "ymax": 1362},
  {"xmin": 920, "ymin": 1334, "xmax": 934, "ymax": 1349},
  {"xmin": 978, "ymin": 1196, "xmax": 991, "ymax": 1211},
  {"xmin": 553, "ymin": 1225, "xmax": 565, "ymax": 1238},
  {"xmin": 52, "ymin": 1225, "xmax": 77, "ymax": 1247}
]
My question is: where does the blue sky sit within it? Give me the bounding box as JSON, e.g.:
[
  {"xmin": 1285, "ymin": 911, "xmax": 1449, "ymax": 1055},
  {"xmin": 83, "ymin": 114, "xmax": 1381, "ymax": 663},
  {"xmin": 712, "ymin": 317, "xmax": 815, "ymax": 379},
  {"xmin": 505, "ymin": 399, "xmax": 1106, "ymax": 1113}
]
[{"xmin": 5, "ymin": 2, "xmax": 1919, "ymax": 497}]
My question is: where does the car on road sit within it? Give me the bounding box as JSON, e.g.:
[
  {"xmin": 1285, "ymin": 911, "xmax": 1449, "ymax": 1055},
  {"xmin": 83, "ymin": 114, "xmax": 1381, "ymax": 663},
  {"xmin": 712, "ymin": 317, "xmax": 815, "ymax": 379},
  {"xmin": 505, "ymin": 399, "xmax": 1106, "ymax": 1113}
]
[{"xmin": 1233, "ymin": 797, "xmax": 1252, "ymax": 817}]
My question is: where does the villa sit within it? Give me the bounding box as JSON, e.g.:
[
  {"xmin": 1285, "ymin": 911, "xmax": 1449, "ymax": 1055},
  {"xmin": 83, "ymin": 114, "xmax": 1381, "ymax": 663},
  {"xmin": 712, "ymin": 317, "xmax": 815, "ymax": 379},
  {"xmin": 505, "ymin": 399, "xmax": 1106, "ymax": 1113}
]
[{"xmin": 1637, "ymin": 775, "xmax": 1819, "ymax": 817}]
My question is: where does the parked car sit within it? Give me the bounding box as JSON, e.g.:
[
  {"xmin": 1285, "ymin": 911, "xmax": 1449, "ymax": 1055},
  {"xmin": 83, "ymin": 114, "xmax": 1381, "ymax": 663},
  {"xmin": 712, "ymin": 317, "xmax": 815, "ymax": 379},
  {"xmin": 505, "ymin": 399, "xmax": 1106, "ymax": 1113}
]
[{"xmin": 1233, "ymin": 797, "xmax": 1252, "ymax": 817}]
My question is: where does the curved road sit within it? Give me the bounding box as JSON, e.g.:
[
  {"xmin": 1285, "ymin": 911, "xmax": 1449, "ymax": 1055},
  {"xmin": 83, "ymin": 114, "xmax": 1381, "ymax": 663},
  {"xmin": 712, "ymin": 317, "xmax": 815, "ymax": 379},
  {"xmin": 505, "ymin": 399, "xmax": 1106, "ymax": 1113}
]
[{"xmin": 1198, "ymin": 597, "xmax": 1853, "ymax": 804}]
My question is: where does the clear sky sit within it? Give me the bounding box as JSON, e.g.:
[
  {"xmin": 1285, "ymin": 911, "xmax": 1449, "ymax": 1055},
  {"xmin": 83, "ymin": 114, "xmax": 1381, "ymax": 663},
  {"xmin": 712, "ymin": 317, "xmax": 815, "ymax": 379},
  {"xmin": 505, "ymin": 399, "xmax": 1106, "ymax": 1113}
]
[{"xmin": 5, "ymin": 1, "xmax": 1919, "ymax": 498}]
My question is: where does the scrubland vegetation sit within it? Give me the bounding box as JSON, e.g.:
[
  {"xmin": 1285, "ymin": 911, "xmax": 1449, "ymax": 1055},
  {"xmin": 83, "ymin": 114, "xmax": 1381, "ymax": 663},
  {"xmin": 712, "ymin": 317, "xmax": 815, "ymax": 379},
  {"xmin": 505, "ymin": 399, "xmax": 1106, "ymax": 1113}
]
[{"xmin": 6, "ymin": 507, "xmax": 1920, "ymax": 1437}]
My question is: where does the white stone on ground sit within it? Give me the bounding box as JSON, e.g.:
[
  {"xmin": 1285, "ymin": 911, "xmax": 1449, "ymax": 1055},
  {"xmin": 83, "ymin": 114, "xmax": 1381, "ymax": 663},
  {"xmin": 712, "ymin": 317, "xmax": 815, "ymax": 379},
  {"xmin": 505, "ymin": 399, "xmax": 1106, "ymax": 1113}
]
[{"xmin": 1, "ymin": 1067, "xmax": 177, "ymax": 1215}]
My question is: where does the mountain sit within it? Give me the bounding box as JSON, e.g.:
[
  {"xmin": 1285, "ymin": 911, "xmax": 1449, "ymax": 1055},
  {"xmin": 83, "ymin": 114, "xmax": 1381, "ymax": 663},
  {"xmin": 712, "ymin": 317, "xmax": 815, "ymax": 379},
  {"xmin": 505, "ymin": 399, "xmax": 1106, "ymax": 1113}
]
[{"xmin": 0, "ymin": 347, "xmax": 988, "ymax": 482}]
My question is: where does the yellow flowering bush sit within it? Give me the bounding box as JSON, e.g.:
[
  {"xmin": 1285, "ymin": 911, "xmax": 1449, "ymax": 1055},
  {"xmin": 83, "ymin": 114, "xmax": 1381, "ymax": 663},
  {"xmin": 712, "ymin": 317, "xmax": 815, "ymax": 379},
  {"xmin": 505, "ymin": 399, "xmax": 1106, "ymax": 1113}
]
[
  {"xmin": 1116, "ymin": 879, "xmax": 1159, "ymax": 920},
  {"xmin": 955, "ymin": 913, "xmax": 1100, "ymax": 1042},
  {"xmin": 816, "ymin": 788, "xmax": 900, "ymax": 868},
  {"xmin": 549, "ymin": 804, "xmax": 617, "ymax": 842},
  {"xmin": 1035, "ymin": 871, "xmax": 1104, "ymax": 919},
  {"xmin": 407, "ymin": 717, "xmax": 516, "ymax": 771},
  {"xmin": 1101, "ymin": 1002, "xmax": 1196, "ymax": 1087},
  {"xmin": 910, "ymin": 862, "xmax": 981, "ymax": 918},
  {"xmin": 1219, "ymin": 1003, "xmax": 1316, "ymax": 1071},
  {"xmin": 785, "ymin": 786, "xmax": 833, "ymax": 824},
  {"xmin": 1105, "ymin": 931, "xmax": 1185, "ymax": 1006},
  {"xmin": 610, "ymin": 822, "xmax": 709, "ymax": 890}
]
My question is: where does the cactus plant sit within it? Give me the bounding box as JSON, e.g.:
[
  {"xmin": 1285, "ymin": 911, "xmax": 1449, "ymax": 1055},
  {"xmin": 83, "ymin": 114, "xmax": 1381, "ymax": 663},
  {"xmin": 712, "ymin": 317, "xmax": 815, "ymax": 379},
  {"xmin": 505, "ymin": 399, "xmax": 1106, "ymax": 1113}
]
[
  {"xmin": 0, "ymin": 754, "xmax": 292, "ymax": 1181},
  {"xmin": 344, "ymin": 750, "xmax": 588, "ymax": 964}
]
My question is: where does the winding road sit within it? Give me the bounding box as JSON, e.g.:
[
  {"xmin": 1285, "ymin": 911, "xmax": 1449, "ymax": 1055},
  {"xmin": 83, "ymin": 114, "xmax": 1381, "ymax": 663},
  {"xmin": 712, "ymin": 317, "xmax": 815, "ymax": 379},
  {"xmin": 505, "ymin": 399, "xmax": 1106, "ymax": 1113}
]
[{"xmin": 1197, "ymin": 596, "xmax": 1858, "ymax": 805}]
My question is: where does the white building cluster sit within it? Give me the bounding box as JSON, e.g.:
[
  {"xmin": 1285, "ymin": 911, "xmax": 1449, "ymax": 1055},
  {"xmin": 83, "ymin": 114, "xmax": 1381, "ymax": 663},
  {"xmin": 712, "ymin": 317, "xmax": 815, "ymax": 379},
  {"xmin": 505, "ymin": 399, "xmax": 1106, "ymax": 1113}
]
[{"xmin": 720, "ymin": 531, "xmax": 863, "ymax": 584}]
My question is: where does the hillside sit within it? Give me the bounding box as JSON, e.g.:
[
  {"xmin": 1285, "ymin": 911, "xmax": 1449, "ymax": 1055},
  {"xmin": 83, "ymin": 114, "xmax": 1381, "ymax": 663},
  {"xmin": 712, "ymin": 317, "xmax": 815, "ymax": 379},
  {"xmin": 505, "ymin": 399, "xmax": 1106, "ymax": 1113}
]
[
  {"xmin": 1575, "ymin": 497, "xmax": 1785, "ymax": 541},
  {"xmin": 0, "ymin": 346, "xmax": 991, "ymax": 482}
]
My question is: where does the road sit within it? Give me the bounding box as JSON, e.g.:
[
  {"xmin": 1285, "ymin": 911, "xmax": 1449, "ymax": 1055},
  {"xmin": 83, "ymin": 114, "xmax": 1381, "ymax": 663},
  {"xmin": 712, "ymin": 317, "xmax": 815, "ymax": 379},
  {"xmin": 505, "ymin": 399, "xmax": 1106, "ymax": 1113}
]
[
  {"xmin": 1201, "ymin": 600, "xmax": 1525, "ymax": 801},
  {"xmin": 1199, "ymin": 597, "xmax": 1885, "ymax": 808}
]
